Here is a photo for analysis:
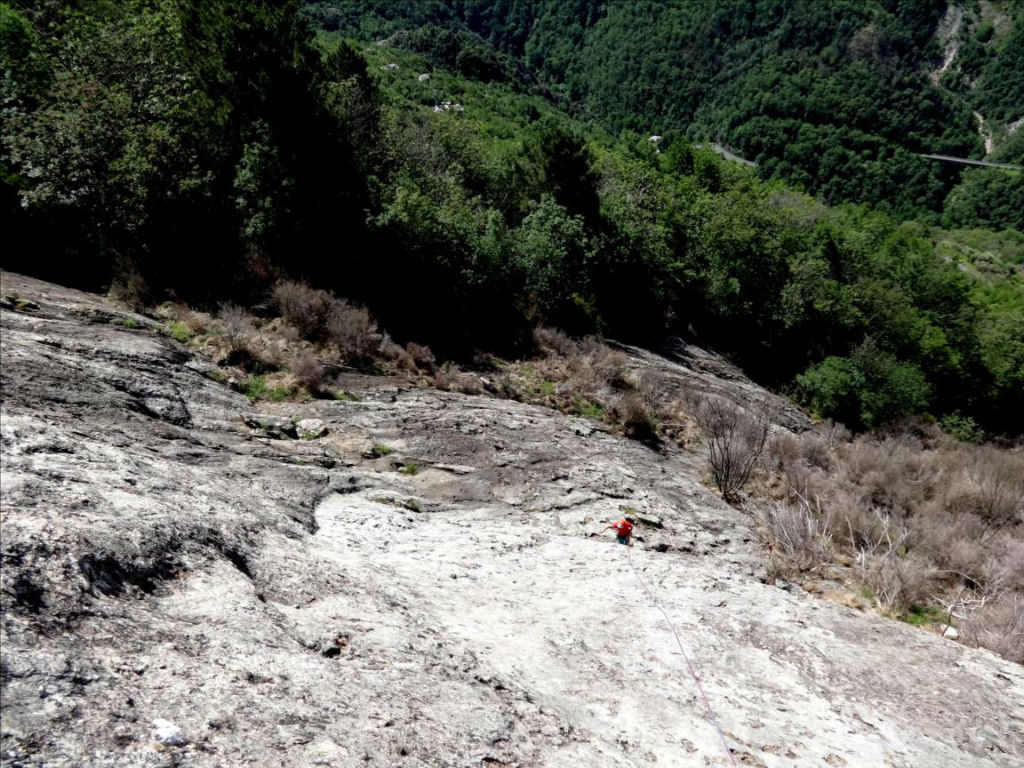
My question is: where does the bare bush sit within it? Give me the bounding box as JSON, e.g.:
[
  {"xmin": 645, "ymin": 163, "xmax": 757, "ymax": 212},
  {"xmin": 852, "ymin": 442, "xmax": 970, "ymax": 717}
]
[
  {"xmin": 291, "ymin": 352, "xmax": 325, "ymax": 392},
  {"xmin": 168, "ymin": 303, "xmax": 210, "ymax": 335},
  {"xmin": 820, "ymin": 419, "xmax": 851, "ymax": 450},
  {"xmin": 913, "ymin": 504, "xmax": 989, "ymax": 584},
  {"xmin": 380, "ymin": 334, "xmax": 417, "ymax": 371},
  {"xmin": 834, "ymin": 437, "xmax": 936, "ymax": 518},
  {"xmin": 613, "ymin": 391, "xmax": 657, "ymax": 441},
  {"xmin": 325, "ymin": 300, "xmax": 380, "ymax": 362},
  {"xmin": 109, "ymin": 261, "xmax": 149, "ymax": 312},
  {"xmin": 691, "ymin": 395, "xmax": 771, "ymax": 502},
  {"xmin": 272, "ymin": 281, "xmax": 332, "ymax": 340},
  {"xmin": 560, "ymin": 340, "xmax": 630, "ymax": 400},
  {"xmin": 581, "ymin": 339, "xmax": 630, "ymax": 389},
  {"xmin": 799, "ymin": 433, "xmax": 833, "ymax": 470},
  {"xmin": 760, "ymin": 500, "xmax": 832, "ymax": 573},
  {"xmin": 433, "ymin": 364, "xmax": 483, "ymax": 395},
  {"xmin": 945, "ymin": 447, "xmax": 1024, "ymax": 536},
  {"xmin": 655, "ymin": 397, "xmax": 700, "ymax": 449},
  {"xmin": 218, "ymin": 303, "xmax": 253, "ymax": 352},
  {"xmin": 961, "ymin": 596, "xmax": 1024, "ymax": 664},
  {"xmin": 533, "ymin": 326, "xmax": 578, "ymax": 357},
  {"xmin": 846, "ymin": 506, "xmax": 910, "ymax": 565},
  {"xmin": 406, "ymin": 342, "xmax": 436, "ymax": 372},
  {"xmin": 278, "ymin": 323, "xmax": 302, "ymax": 344},
  {"xmin": 759, "ymin": 414, "xmax": 1022, "ymax": 662},
  {"xmin": 864, "ymin": 553, "xmax": 933, "ymax": 613},
  {"xmin": 984, "ymin": 535, "xmax": 1024, "ymax": 594},
  {"xmin": 767, "ymin": 433, "xmax": 802, "ymax": 473}
]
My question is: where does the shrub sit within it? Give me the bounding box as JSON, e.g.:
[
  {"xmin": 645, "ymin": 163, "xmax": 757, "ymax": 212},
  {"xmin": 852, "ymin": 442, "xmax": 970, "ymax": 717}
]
[
  {"xmin": 380, "ymin": 333, "xmax": 417, "ymax": 371},
  {"xmin": 820, "ymin": 419, "xmax": 852, "ymax": 450},
  {"xmin": 218, "ymin": 303, "xmax": 253, "ymax": 353},
  {"xmin": 864, "ymin": 553, "xmax": 934, "ymax": 613},
  {"xmin": 613, "ymin": 391, "xmax": 657, "ymax": 441},
  {"xmin": 945, "ymin": 447, "xmax": 1024, "ymax": 536},
  {"xmin": 405, "ymin": 342, "xmax": 436, "ymax": 372},
  {"xmin": 109, "ymin": 264, "xmax": 149, "ymax": 312},
  {"xmin": 433, "ymin": 364, "xmax": 484, "ymax": 394},
  {"xmin": 580, "ymin": 338, "xmax": 630, "ymax": 390},
  {"xmin": 576, "ymin": 398, "xmax": 606, "ymax": 420},
  {"xmin": 759, "ymin": 411, "xmax": 1023, "ymax": 662},
  {"xmin": 291, "ymin": 352, "xmax": 325, "ymax": 392},
  {"xmin": 655, "ymin": 397, "xmax": 700, "ymax": 448},
  {"xmin": 797, "ymin": 349, "xmax": 931, "ymax": 429},
  {"xmin": 278, "ymin": 323, "xmax": 302, "ymax": 344},
  {"xmin": 325, "ymin": 299, "xmax": 380, "ymax": 362},
  {"xmin": 691, "ymin": 394, "xmax": 771, "ymax": 502},
  {"xmin": 760, "ymin": 500, "xmax": 832, "ymax": 574},
  {"xmin": 985, "ymin": 536, "xmax": 1024, "ymax": 594},
  {"xmin": 533, "ymin": 326, "xmax": 578, "ymax": 357},
  {"xmin": 961, "ymin": 597, "xmax": 1024, "ymax": 664},
  {"xmin": 940, "ymin": 413, "xmax": 985, "ymax": 444},
  {"xmin": 272, "ymin": 281, "xmax": 332, "ymax": 340},
  {"xmin": 166, "ymin": 320, "xmax": 192, "ymax": 343}
]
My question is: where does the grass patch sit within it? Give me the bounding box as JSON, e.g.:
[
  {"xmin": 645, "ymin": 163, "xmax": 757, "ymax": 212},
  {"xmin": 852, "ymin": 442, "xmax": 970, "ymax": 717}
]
[
  {"xmin": 399, "ymin": 462, "xmax": 420, "ymax": 476},
  {"xmin": 363, "ymin": 444, "xmax": 393, "ymax": 458},
  {"xmin": 334, "ymin": 390, "xmax": 361, "ymax": 401},
  {"xmin": 119, "ymin": 317, "xmax": 142, "ymax": 329},
  {"xmin": 164, "ymin": 320, "xmax": 193, "ymax": 343},
  {"xmin": 203, "ymin": 367, "xmax": 231, "ymax": 385},
  {"xmin": 902, "ymin": 605, "xmax": 948, "ymax": 627},
  {"xmin": 571, "ymin": 395, "xmax": 606, "ymax": 420},
  {"xmin": 242, "ymin": 375, "xmax": 295, "ymax": 402}
]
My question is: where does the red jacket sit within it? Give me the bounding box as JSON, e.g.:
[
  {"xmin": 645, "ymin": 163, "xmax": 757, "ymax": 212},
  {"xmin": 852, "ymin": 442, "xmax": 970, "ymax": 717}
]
[{"xmin": 611, "ymin": 519, "xmax": 633, "ymax": 537}]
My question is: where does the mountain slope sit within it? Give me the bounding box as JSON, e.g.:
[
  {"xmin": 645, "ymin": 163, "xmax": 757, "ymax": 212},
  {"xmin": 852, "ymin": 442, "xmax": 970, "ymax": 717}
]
[
  {"xmin": 310, "ymin": 0, "xmax": 1024, "ymax": 221},
  {"xmin": 3, "ymin": 272, "xmax": 1023, "ymax": 766}
]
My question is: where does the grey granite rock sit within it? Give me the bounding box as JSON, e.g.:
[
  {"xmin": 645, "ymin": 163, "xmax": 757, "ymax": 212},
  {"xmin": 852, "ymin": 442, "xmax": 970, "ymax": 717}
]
[{"xmin": 2, "ymin": 271, "xmax": 1022, "ymax": 768}]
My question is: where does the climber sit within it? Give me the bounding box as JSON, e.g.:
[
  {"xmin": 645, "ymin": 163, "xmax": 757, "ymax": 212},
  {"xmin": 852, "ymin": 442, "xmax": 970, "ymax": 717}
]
[{"xmin": 602, "ymin": 517, "xmax": 634, "ymax": 545}]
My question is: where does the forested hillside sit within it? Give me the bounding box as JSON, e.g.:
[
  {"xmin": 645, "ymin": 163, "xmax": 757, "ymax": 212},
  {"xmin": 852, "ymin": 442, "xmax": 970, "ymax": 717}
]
[
  {"xmin": 1, "ymin": 0, "xmax": 1022, "ymax": 435},
  {"xmin": 308, "ymin": 0, "xmax": 1024, "ymax": 227}
]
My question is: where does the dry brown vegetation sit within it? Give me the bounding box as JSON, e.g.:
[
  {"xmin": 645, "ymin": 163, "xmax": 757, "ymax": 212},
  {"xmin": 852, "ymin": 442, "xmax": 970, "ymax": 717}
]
[
  {"xmin": 688, "ymin": 394, "xmax": 772, "ymax": 501},
  {"xmin": 495, "ymin": 328, "xmax": 658, "ymax": 440},
  {"xmin": 759, "ymin": 424, "xmax": 1024, "ymax": 662},
  {"xmin": 152, "ymin": 281, "xmax": 405, "ymax": 400}
]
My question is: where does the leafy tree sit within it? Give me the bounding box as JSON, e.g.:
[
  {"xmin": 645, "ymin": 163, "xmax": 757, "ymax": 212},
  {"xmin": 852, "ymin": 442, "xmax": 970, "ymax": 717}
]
[
  {"xmin": 514, "ymin": 195, "xmax": 595, "ymax": 331},
  {"xmin": 798, "ymin": 344, "xmax": 931, "ymax": 429}
]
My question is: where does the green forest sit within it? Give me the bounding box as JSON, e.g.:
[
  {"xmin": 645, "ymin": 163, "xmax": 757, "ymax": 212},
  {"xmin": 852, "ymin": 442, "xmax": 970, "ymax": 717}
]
[
  {"xmin": 1, "ymin": 0, "xmax": 1022, "ymax": 435},
  {"xmin": 308, "ymin": 0, "xmax": 1024, "ymax": 227}
]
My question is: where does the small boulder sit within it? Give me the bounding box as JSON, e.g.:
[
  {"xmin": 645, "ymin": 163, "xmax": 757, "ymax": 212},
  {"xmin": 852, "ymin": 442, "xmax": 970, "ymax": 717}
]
[
  {"xmin": 242, "ymin": 413, "xmax": 297, "ymax": 439},
  {"xmin": 296, "ymin": 418, "xmax": 327, "ymax": 439},
  {"xmin": 151, "ymin": 718, "xmax": 186, "ymax": 746}
]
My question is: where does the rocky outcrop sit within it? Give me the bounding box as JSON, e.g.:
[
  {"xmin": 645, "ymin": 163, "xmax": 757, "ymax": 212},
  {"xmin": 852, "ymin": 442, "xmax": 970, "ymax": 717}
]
[{"xmin": 2, "ymin": 271, "xmax": 1022, "ymax": 767}]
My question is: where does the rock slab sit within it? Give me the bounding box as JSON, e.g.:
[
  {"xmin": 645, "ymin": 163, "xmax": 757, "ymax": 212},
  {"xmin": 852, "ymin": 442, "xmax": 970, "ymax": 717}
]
[{"xmin": 2, "ymin": 271, "xmax": 1022, "ymax": 768}]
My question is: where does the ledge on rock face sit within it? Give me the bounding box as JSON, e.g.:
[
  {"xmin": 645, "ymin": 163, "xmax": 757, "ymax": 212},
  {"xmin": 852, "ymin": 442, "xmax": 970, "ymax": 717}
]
[
  {"xmin": 433, "ymin": 463, "xmax": 475, "ymax": 475},
  {"xmin": 296, "ymin": 419, "xmax": 327, "ymax": 439},
  {"xmin": 242, "ymin": 413, "xmax": 297, "ymax": 439},
  {"xmin": 634, "ymin": 513, "xmax": 663, "ymax": 528}
]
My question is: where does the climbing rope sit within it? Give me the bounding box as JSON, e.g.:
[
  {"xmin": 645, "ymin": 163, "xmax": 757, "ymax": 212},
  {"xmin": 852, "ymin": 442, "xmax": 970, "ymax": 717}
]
[{"xmin": 625, "ymin": 544, "xmax": 740, "ymax": 768}]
